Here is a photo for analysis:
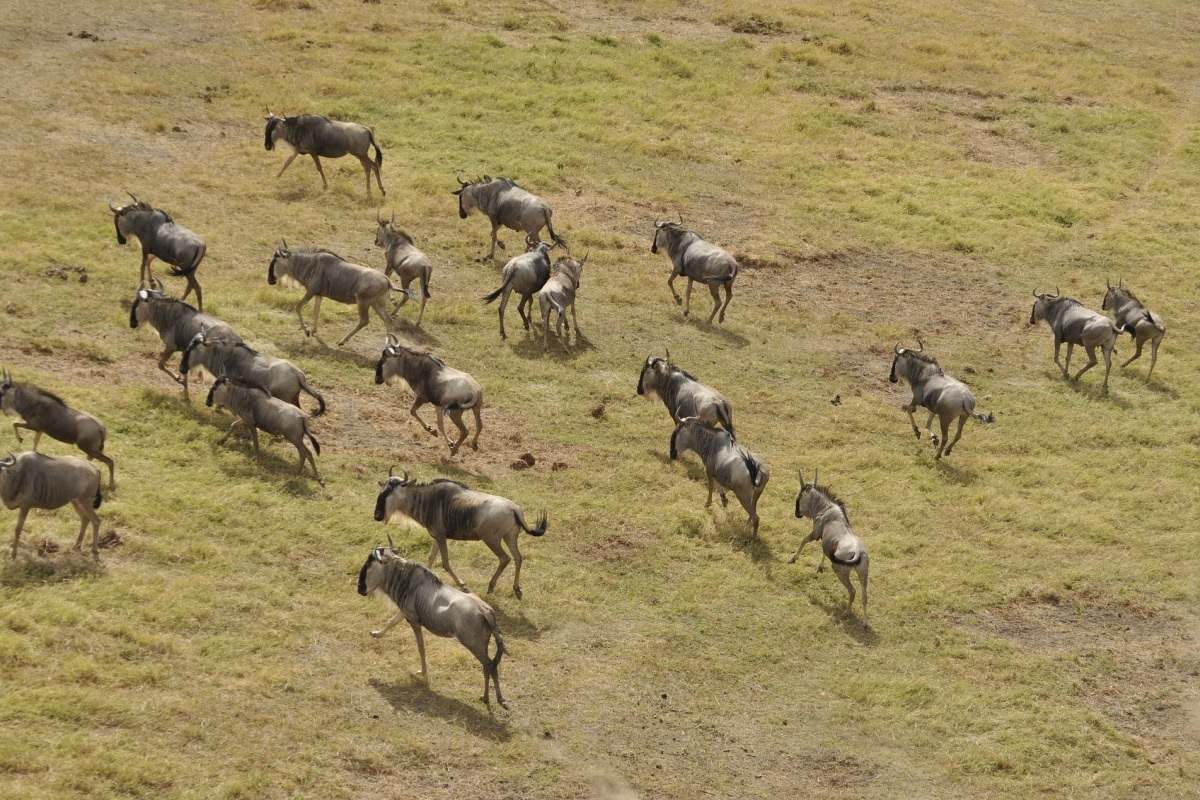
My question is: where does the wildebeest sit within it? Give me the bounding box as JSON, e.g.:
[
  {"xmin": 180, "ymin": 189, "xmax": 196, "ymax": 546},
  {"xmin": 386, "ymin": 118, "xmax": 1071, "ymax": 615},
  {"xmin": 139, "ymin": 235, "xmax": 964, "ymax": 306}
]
[
  {"xmin": 888, "ymin": 342, "xmax": 993, "ymax": 460},
  {"xmin": 358, "ymin": 542, "xmax": 508, "ymax": 707},
  {"xmin": 790, "ymin": 469, "xmax": 869, "ymax": 627},
  {"xmin": 129, "ymin": 281, "xmax": 243, "ymax": 395},
  {"xmin": 205, "ymin": 377, "xmax": 322, "ymax": 484},
  {"xmin": 264, "ymin": 111, "xmax": 385, "ymax": 200},
  {"xmin": 181, "ymin": 328, "xmax": 325, "ymax": 416},
  {"xmin": 0, "ymin": 371, "xmax": 115, "ymax": 490},
  {"xmin": 267, "ymin": 242, "xmax": 399, "ymax": 346},
  {"xmin": 538, "ymin": 253, "xmax": 586, "ymax": 351},
  {"xmin": 375, "ymin": 336, "xmax": 483, "ymax": 455},
  {"xmin": 669, "ymin": 417, "xmax": 768, "ymax": 536},
  {"xmin": 374, "ymin": 468, "xmax": 546, "ymax": 599},
  {"xmin": 109, "ymin": 193, "xmax": 208, "ymax": 310},
  {"xmin": 1103, "ymin": 279, "xmax": 1166, "ymax": 379},
  {"xmin": 453, "ymin": 175, "xmax": 564, "ymax": 260},
  {"xmin": 1029, "ymin": 288, "xmax": 1121, "ymax": 392},
  {"xmin": 375, "ymin": 211, "xmax": 432, "ymax": 327},
  {"xmin": 0, "ymin": 452, "xmax": 102, "ymax": 560},
  {"xmin": 482, "ymin": 242, "xmax": 554, "ymax": 340},
  {"xmin": 650, "ymin": 219, "xmax": 738, "ymax": 324},
  {"xmin": 637, "ymin": 352, "xmax": 734, "ymax": 437}
]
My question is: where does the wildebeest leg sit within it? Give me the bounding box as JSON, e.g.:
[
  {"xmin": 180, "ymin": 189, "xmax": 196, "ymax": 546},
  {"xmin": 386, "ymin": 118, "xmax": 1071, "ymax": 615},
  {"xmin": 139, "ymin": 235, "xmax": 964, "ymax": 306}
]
[
  {"xmin": 140, "ymin": 252, "xmax": 154, "ymax": 286},
  {"xmin": 310, "ymin": 154, "xmax": 328, "ymax": 190},
  {"xmin": 833, "ymin": 564, "xmax": 856, "ymax": 617},
  {"xmin": 706, "ymin": 283, "xmax": 721, "ymax": 324},
  {"xmin": 248, "ymin": 425, "xmax": 261, "ymax": 457},
  {"xmin": 448, "ymin": 410, "xmax": 469, "ymax": 455},
  {"xmin": 667, "ymin": 272, "xmax": 682, "ymax": 305},
  {"xmin": 435, "ymin": 537, "xmax": 467, "ymax": 590},
  {"xmin": 91, "ymin": 451, "xmax": 116, "ymax": 490},
  {"xmin": 903, "ymin": 404, "xmax": 920, "ymax": 439},
  {"xmin": 1121, "ymin": 338, "xmax": 1144, "ymax": 368},
  {"xmin": 409, "ymin": 622, "xmax": 429, "ymax": 681},
  {"xmin": 934, "ymin": 414, "xmax": 951, "ymax": 460},
  {"xmin": 10, "ymin": 507, "xmax": 28, "ymax": 559},
  {"xmin": 735, "ymin": 487, "xmax": 759, "ymax": 537},
  {"xmin": 1101, "ymin": 343, "xmax": 1112, "ymax": 393},
  {"xmin": 470, "ymin": 404, "xmax": 483, "ymax": 451},
  {"xmin": 683, "ymin": 278, "xmax": 694, "ymax": 317},
  {"xmin": 182, "ymin": 274, "xmax": 203, "ymax": 313},
  {"xmin": 1052, "ymin": 337, "xmax": 1064, "ymax": 375},
  {"xmin": 359, "ymin": 156, "xmax": 374, "ymax": 201},
  {"xmin": 157, "ymin": 347, "xmax": 184, "ymax": 386},
  {"xmin": 1147, "ymin": 336, "xmax": 1161, "ymax": 379},
  {"xmin": 1062, "ymin": 342, "xmax": 1075, "ymax": 378},
  {"xmin": 372, "ymin": 300, "xmax": 396, "ymax": 334},
  {"xmin": 497, "ymin": 288, "xmax": 511, "ymax": 340},
  {"xmin": 409, "ymin": 398, "xmax": 436, "ymax": 435},
  {"xmin": 542, "ymin": 304, "xmax": 552, "ymax": 351},
  {"xmin": 370, "ymin": 610, "xmax": 404, "ymax": 638},
  {"xmin": 944, "ymin": 414, "xmax": 967, "ymax": 457},
  {"xmin": 336, "ymin": 302, "xmax": 372, "ymax": 347},
  {"xmin": 718, "ymin": 282, "xmax": 733, "ymax": 323},
  {"xmin": 294, "ymin": 290, "xmax": 316, "ymax": 336},
  {"xmin": 70, "ymin": 499, "xmax": 88, "ymax": 552},
  {"xmin": 555, "ymin": 308, "xmax": 567, "ymax": 348},
  {"xmin": 217, "ymin": 418, "xmax": 245, "ymax": 446},
  {"xmin": 856, "ymin": 555, "xmax": 870, "ymax": 627},
  {"xmin": 484, "ymin": 538, "xmax": 510, "ymax": 595},
  {"xmin": 12, "ymin": 422, "xmax": 30, "ymax": 446},
  {"xmin": 509, "ymin": 534, "xmax": 524, "ymax": 599},
  {"xmin": 517, "ymin": 295, "xmax": 532, "ymax": 332},
  {"xmin": 1072, "ymin": 345, "xmax": 1097, "ymax": 382},
  {"xmin": 277, "ymin": 152, "xmax": 298, "ymax": 177},
  {"xmin": 31, "ymin": 430, "xmax": 42, "ymax": 451},
  {"xmin": 924, "ymin": 411, "xmax": 937, "ymax": 445},
  {"xmin": 435, "ymin": 406, "xmax": 455, "ymax": 454},
  {"xmin": 570, "ymin": 301, "xmax": 579, "ymax": 336},
  {"xmin": 426, "ymin": 540, "xmax": 438, "ymax": 568},
  {"xmin": 704, "ymin": 475, "xmax": 715, "ymax": 507},
  {"xmin": 488, "ymin": 223, "xmax": 500, "ymax": 260}
]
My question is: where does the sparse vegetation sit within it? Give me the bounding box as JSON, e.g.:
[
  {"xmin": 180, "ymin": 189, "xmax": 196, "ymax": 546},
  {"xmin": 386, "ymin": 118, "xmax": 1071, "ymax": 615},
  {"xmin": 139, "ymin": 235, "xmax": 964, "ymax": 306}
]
[{"xmin": 0, "ymin": 1, "xmax": 1198, "ymax": 799}]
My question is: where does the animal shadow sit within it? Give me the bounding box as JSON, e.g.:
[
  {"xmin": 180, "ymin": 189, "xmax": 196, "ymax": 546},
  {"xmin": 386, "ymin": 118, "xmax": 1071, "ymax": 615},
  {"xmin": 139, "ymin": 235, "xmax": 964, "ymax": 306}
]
[
  {"xmin": 1059, "ymin": 374, "xmax": 1132, "ymax": 408},
  {"xmin": 1, "ymin": 552, "xmax": 104, "ymax": 587},
  {"xmin": 722, "ymin": 521, "xmax": 774, "ymax": 564},
  {"xmin": 492, "ymin": 606, "xmax": 545, "ymax": 642},
  {"xmin": 389, "ymin": 321, "xmax": 440, "ymax": 348},
  {"xmin": 808, "ymin": 593, "xmax": 879, "ymax": 646},
  {"xmin": 932, "ymin": 458, "xmax": 976, "ymax": 485},
  {"xmin": 1140, "ymin": 375, "xmax": 1177, "ymax": 398},
  {"xmin": 682, "ymin": 316, "xmax": 750, "ymax": 348},
  {"xmin": 369, "ymin": 678, "xmax": 511, "ymax": 740},
  {"xmin": 277, "ymin": 338, "xmax": 378, "ymax": 369}
]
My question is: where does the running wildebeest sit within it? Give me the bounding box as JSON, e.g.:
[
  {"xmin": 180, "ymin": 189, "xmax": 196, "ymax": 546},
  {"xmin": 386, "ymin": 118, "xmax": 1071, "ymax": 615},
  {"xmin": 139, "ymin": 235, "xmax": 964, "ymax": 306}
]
[
  {"xmin": 1029, "ymin": 288, "xmax": 1121, "ymax": 392},
  {"xmin": 0, "ymin": 451, "xmax": 102, "ymax": 560},
  {"xmin": 669, "ymin": 417, "xmax": 768, "ymax": 536},
  {"xmin": 129, "ymin": 280, "xmax": 243, "ymax": 396},
  {"xmin": 375, "ymin": 336, "xmax": 483, "ymax": 456},
  {"xmin": 267, "ymin": 241, "xmax": 399, "ymax": 346},
  {"xmin": 650, "ymin": 218, "xmax": 738, "ymax": 324},
  {"xmin": 637, "ymin": 352, "xmax": 734, "ymax": 437},
  {"xmin": 375, "ymin": 211, "xmax": 432, "ymax": 327},
  {"xmin": 888, "ymin": 342, "xmax": 994, "ymax": 460},
  {"xmin": 358, "ymin": 541, "xmax": 508, "ymax": 707},
  {"xmin": 1103, "ymin": 278, "xmax": 1166, "ymax": 379},
  {"xmin": 109, "ymin": 193, "xmax": 208, "ymax": 310},
  {"xmin": 452, "ymin": 174, "xmax": 564, "ymax": 260},
  {"xmin": 206, "ymin": 376, "xmax": 322, "ymax": 484},
  {"xmin": 264, "ymin": 111, "xmax": 385, "ymax": 200},
  {"xmin": 0, "ymin": 371, "xmax": 115, "ymax": 489},
  {"xmin": 482, "ymin": 242, "xmax": 553, "ymax": 340},
  {"xmin": 790, "ymin": 469, "xmax": 869, "ymax": 627},
  {"xmin": 374, "ymin": 468, "xmax": 546, "ymax": 599},
  {"xmin": 181, "ymin": 328, "xmax": 325, "ymax": 416},
  {"xmin": 538, "ymin": 253, "xmax": 586, "ymax": 351}
]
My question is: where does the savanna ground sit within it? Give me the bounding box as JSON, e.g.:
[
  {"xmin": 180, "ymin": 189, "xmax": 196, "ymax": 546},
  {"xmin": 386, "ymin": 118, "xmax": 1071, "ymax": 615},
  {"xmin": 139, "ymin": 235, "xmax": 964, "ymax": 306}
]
[{"xmin": 0, "ymin": 1, "xmax": 1198, "ymax": 797}]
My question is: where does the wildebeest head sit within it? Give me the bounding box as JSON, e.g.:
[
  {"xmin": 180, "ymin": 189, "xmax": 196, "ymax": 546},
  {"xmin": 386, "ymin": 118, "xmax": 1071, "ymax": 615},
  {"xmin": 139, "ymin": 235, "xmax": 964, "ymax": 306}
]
[
  {"xmin": 374, "ymin": 210, "xmax": 413, "ymax": 250},
  {"xmin": 795, "ymin": 468, "xmax": 820, "ymax": 519},
  {"xmin": 267, "ymin": 240, "xmax": 291, "ymax": 285},
  {"xmin": 452, "ymin": 174, "xmax": 487, "ymax": 219},
  {"xmin": 180, "ymin": 326, "xmax": 217, "ymax": 374},
  {"xmin": 204, "ymin": 375, "xmax": 233, "ymax": 409},
  {"xmin": 357, "ymin": 537, "xmax": 400, "ymax": 596},
  {"xmin": 109, "ymin": 191, "xmax": 149, "ymax": 245},
  {"xmin": 669, "ymin": 415, "xmax": 708, "ymax": 460},
  {"xmin": 636, "ymin": 351, "xmax": 673, "ymax": 396},
  {"xmin": 888, "ymin": 340, "xmax": 927, "ymax": 383},
  {"xmin": 374, "ymin": 466, "xmax": 413, "ymax": 522},
  {"xmin": 263, "ymin": 111, "xmax": 286, "ymax": 151},
  {"xmin": 0, "ymin": 369, "xmax": 14, "ymax": 413},
  {"xmin": 553, "ymin": 252, "xmax": 587, "ymax": 287},
  {"xmin": 1029, "ymin": 287, "xmax": 1061, "ymax": 325},
  {"xmin": 129, "ymin": 279, "xmax": 168, "ymax": 329},
  {"xmin": 650, "ymin": 216, "xmax": 686, "ymax": 254},
  {"xmin": 1101, "ymin": 277, "xmax": 1128, "ymax": 311}
]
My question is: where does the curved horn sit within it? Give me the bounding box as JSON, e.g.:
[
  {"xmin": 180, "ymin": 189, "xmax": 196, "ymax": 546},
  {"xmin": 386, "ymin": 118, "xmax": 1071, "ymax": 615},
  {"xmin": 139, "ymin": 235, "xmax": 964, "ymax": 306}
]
[
  {"xmin": 125, "ymin": 189, "xmax": 140, "ymax": 205},
  {"xmin": 108, "ymin": 199, "xmax": 121, "ymax": 214},
  {"xmin": 149, "ymin": 276, "xmax": 164, "ymax": 291},
  {"xmin": 455, "ymin": 171, "xmax": 468, "ymax": 187},
  {"xmin": 653, "ymin": 217, "xmax": 660, "ymax": 227},
  {"xmin": 388, "ymin": 464, "xmax": 397, "ymax": 477},
  {"xmin": 384, "ymin": 333, "xmax": 399, "ymax": 346},
  {"xmin": 813, "ymin": 468, "xmax": 819, "ymax": 487},
  {"xmin": 1106, "ymin": 276, "xmax": 1111, "ymax": 289},
  {"xmin": 894, "ymin": 342, "xmax": 903, "ymax": 354},
  {"xmin": 387, "ymin": 533, "xmax": 396, "ymax": 550},
  {"xmin": 1033, "ymin": 288, "xmax": 1040, "ymax": 297},
  {"xmin": 401, "ymin": 470, "xmax": 410, "ymax": 484},
  {"xmin": 677, "ymin": 211, "xmax": 684, "ymax": 224},
  {"xmin": 1053, "ymin": 286, "xmax": 1060, "ymax": 297},
  {"xmin": 664, "ymin": 348, "xmax": 671, "ymax": 363},
  {"xmin": 390, "ymin": 209, "xmax": 395, "ymax": 225},
  {"xmin": 798, "ymin": 468, "xmax": 805, "ymax": 486},
  {"xmin": 916, "ymin": 338, "xmax": 925, "ymax": 352}
]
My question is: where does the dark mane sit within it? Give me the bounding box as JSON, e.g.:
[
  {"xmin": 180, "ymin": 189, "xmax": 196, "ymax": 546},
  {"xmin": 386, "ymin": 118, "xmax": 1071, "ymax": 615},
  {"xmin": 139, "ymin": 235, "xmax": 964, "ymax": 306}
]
[
  {"xmin": 671, "ymin": 366, "xmax": 698, "ymax": 382},
  {"xmin": 904, "ymin": 350, "xmax": 940, "ymax": 367},
  {"xmin": 296, "ymin": 247, "xmax": 344, "ymax": 259},
  {"xmin": 812, "ymin": 484, "xmax": 850, "ymax": 522},
  {"xmin": 1109, "ymin": 286, "xmax": 1142, "ymax": 305},
  {"xmin": 429, "ymin": 478, "xmax": 468, "ymax": 489},
  {"xmin": 23, "ymin": 384, "xmax": 66, "ymax": 406}
]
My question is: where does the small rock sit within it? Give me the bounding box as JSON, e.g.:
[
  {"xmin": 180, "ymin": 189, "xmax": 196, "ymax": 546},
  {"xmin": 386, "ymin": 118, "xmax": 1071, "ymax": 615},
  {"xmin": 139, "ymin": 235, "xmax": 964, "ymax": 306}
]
[
  {"xmin": 510, "ymin": 460, "xmax": 529, "ymax": 471},
  {"xmin": 36, "ymin": 538, "xmax": 60, "ymax": 556},
  {"xmin": 171, "ymin": 125, "xmax": 186, "ymax": 133},
  {"xmin": 551, "ymin": 461, "xmax": 568, "ymax": 471},
  {"xmin": 590, "ymin": 403, "xmax": 606, "ymax": 419},
  {"xmin": 963, "ymin": 366, "xmax": 977, "ymax": 374},
  {"xmin": 830, "ymin": 394, "xmax": 841, "ymax": 406},
  {"xmin": 99, "ymin": 531, "xmax": 123, "ymax": 549}
]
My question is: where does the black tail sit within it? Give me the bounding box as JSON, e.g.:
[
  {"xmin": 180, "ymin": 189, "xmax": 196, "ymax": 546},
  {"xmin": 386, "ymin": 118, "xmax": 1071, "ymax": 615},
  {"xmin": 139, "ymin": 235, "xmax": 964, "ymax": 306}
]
[
  {"xmin": 483, "ymin": 273, "xmax": 514, "ymax": 305},
  {"xmin": 169, "ymin": 243, "xmax": 206, "ymax": 278},
  {"xmin": 829, "ymin": 551, "xmax": 862, "ymax": 567},
  {"xmin": 514, "ymin": 510, "xmax": 547, "ymax": 537},
  {"xmin": 369, "ymin": 130, "xmax": 383, "ymax": 168},
  {"xmin": 93, "ymin": 488, "xmax": 103, "ymax": 509},
  {"xmin": 422, "ymin": 270, "xmax": 431, "ymax": 299},
  {"xmin": 300, "ymin": 378, "xmax": 326, "ymax": 417},
  {"xmin": 488, "ymin": 616, "xmax": 506, "ymax": 675},
  {"xmin": 973, "ymin": 411, "xmax": 995, "ymax": 424},
  {"xmin": 716, "ymin": 404, "xmax": 735, "ymax": 440},
  {"xmin": 741, "ymin": 451, "xmax": 764, "ymax": 488},
  {"xmin": 305, "ymin": 425, "xmax": 321, "ymax": 455},
  {"xmin": 544, "ymin": 211, "xmax": 566, "ymax": 249}
]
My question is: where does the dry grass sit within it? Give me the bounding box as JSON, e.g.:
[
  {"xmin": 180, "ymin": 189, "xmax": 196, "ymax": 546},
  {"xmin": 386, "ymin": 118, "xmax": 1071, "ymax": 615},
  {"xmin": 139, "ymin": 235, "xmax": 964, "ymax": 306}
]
[{"xmin": 0, "ymin": 1, "xmax": 1198, "ymax": 798}]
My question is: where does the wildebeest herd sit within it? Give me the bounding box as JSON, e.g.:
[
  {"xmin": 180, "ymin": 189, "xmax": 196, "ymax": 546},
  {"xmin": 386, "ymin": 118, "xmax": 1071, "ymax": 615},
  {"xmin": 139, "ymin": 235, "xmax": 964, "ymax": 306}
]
[{"xmin": 0, "ymin": 110, "xmax": 1169, "ymax": 709}]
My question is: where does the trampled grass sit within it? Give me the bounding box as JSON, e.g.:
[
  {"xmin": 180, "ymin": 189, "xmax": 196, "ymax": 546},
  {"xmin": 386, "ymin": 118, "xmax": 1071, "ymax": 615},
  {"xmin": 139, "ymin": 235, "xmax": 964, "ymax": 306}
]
[{"xmin": 0, "ymin": 1, "xmax": 1197, "ymax": 798}]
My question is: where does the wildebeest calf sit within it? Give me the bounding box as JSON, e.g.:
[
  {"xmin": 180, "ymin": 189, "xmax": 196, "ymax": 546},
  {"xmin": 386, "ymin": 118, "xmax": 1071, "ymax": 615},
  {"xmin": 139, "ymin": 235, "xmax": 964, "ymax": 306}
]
[
  {"xmin": 1029, "ymin": 288, "xmax": 1120, "ymax": 392},
  {"xmin": 538, "ymin": 253, "xmax": 586, "ymax": 351},
  {"xmin": 375, "ymin": 212, "xmax": 433, "ymax": 327},
  {"xmin": 791, "ymin": 469, "xmax": 869, "ymax": 627},
  {"xmin": 1102, "ymin": 279, "xmax": 1166, "ymax": 380},
  {"xmin": 181, "ymin": 328, "xmax": 325, "ymax": 416},
  {"xmin": 0, "ymin": 370, "xmax": 115, "ymax": 489},
  {"xmin": 358, "ymin": 543, "xmax": 508, "ymax": 707},
  {"xmin": 669, "ymin": 417, "xmax": 767, "ymax": 536},
  {"xmin": 129, "ymin": 282, "xmax": 243, "ymax": 395},
  {"xmin": 482, "ymin": 242, "xmax": 553, "ymax": 340},
  {"xmin": 0, "ymin": 451, "xmax": 102, "ymax": 560},
  {"xmin": 206, "ymin": 377, "xmax": 322, "ymax": 484}
]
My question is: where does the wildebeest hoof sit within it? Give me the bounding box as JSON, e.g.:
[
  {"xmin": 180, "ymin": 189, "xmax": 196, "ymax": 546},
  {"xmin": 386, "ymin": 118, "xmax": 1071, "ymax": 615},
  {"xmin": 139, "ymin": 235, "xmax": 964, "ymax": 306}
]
[
  {"xmin": 788, "ymin": 555, "xmax": 798, "ymax": 564},
  {"xmin": 719, "ymin": 494, "xmax": 729, "ymax": 508},
  {"xmin": 514, "ymin": 586, "xmax": 523, "ymax": 600},
  {"xmin": 931, "ymin": 435, "xmax": 939, "ymax": 446}
]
